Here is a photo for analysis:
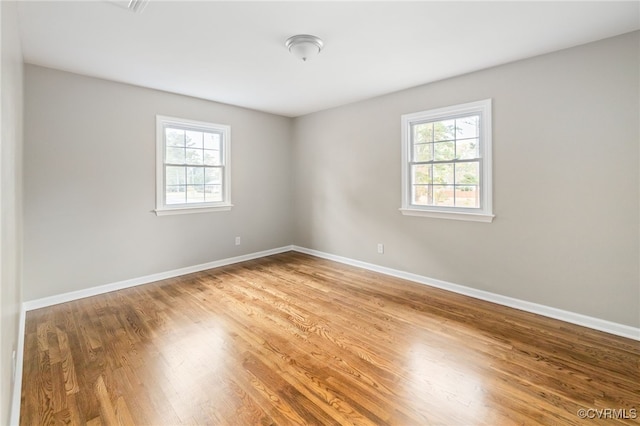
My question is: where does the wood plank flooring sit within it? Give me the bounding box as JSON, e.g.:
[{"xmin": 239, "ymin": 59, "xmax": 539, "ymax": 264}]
[{"xmin": 20, "ymin": 251, "xmax": 640, "ymax": 425}]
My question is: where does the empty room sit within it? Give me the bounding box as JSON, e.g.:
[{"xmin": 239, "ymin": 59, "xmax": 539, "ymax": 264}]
[{"xmin": 1, "ymin": 1, "xmax": 639, "ymax": 425}]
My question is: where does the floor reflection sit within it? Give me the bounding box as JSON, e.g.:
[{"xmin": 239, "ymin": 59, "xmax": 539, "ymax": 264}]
[{"xmin": 402, "ymin": 336, "xmax": 488, "ymax": 424}]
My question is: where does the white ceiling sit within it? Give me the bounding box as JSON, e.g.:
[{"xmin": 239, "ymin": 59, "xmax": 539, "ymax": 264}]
[{"xmin": 17, "ymin": 1, "xmax": 640, "ymax": 117}]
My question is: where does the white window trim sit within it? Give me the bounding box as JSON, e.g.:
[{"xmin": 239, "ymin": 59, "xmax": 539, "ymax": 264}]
[
  {"xmin": 400, "ymin": 99, "xmax": 494, "ymax": 223},
  {"xmin": 154, "ymin": 115, "xmax": 232, "ymax": 216}
]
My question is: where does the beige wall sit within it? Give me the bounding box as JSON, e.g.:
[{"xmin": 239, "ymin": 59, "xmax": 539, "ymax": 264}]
[
  {"xmin": 23, "ymin": 65, "xmax": 293, "ymax": 301},
  {"xmin": 22, "ymin": 32, "xmax": 639, "ymax": 330},
  {"xmin": 1, "ymin": 1, "xmax": 24, "ymax": 423},
  {"xmin": 292, "ymin": 31, "xmax": 640, "ymax": 327}
]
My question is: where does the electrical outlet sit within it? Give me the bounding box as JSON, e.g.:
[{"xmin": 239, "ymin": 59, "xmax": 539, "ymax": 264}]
[
  {"xmin": 235, "ymin": 236, "xmax": 241, "ymax": 246},
  {"xmin": 377, "ymin": 243, "xmax": 384, "ymax": 254}
]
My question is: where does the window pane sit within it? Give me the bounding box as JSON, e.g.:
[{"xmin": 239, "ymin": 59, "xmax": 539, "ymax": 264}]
[
  {"xmin": 455, "ymin": 186, "xmax": 479, "ymax": 208},
  {"xmin": 158, "ymin": 117, "xmax": 230, "ymax": 210},
  {"xmin": 433, "ymin": 163, "xmax": 454, "ymax": 184},
  {"xmin": 186, "ymin": 148, "xmax": 203, "ymax": 165},
  {"xmin": 204, "ymin": 132, "xmax": 221, "ymax": 150},
  {"xmin": 433, "ymin": 185, "xmax": 455, "ymax": 206},
  {"xmin": 166, "ymin": 166, "xmax": 185, "ymax": 186},
  {"xmin": 455, "ymin": 162, "xmax": 479, "ymax": 185},
  {"xmin": 412, "ymin": 185, "xmax": 432, "ymax": 205},
  {"xmin": 434, "ymin": 119, "xmax": 455, "ymax": 141},
  {"xmin": 204, "ymin": 149, "xmax": 221, "ymax": 166},
  {"xmin": 456, "ymin": 138, "xmax": 479, "ymax": 160},
  {"xmin": 166, "ymin": 185, "xmax": 186, "ymax": 204},
  {"xmin": 186, "ymin": 185, "xmax": 205, "ymax": 203},
  {"xmin": 434, "ymin": 141, "xmax": 455, "ymax": 161},
  {"xmin": 455, "ymin": 116, "xmax": 479, "ymax": 139},
  {"xmin": 413, "ymin": 122, "xmax": 433, "ymax": 144},
  {"xmin": 166, "ymin": 128, "xmax": 185, "ymax": 147},
  {"xmin": 401, "ymin": 99, "xmax": 491, "ymax": 217},
  {"xmin": 205, "ymin": 185, "xmax": 223, "ymax": 202},
  {"xmin": 166, "ymin": 147, "xmax": 185, "ymax": 164},
  {"xmin": 205, "ymin": 167, "xmax": 222, "ymax": 184},
  {"xmin": 187, "ymin": 167, "xmax": 205, "ymax": 185},
  {"xmin": 413, "ymin": 144, "xmax": 432, "ymax": 162},
  {"xmin": 412, "ymin": 164, "xmax": 432, "ymax": 184},
  {"xmin": 186, "ymin": 130, "xmax": 203, "ymax": 149}
]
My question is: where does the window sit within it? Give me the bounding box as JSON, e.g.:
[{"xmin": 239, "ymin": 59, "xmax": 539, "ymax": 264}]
[
  {"xmin": 155, "ymin": 115, "xmax": 232, "ymax": 215},
  {"xmin": 400, "ymin": 99, "xmax": 493, "ymax": 222}
]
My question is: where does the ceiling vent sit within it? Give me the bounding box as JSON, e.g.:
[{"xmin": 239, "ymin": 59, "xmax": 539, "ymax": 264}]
[{"xmin": 127, "ymin": 0, "xmax": 149, "ymax": 13}]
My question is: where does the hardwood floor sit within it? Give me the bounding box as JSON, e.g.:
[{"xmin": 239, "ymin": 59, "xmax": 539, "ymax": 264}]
[{"xmin": 20, "ymin": 251, "xmax": 639, "ymax": 425}]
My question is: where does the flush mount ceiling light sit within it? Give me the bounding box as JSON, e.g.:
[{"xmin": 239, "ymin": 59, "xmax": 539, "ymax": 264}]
[{"xmin": 285, "ymin": 35, "xmax": 324, "ymax": 62}]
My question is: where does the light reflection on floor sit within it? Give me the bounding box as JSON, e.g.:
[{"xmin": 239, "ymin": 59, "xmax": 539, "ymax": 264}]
[
  {"xmin": 402, "ymin": 337, "xmax": 488, "ymax": 424},
  {"xmin": 153, "ymin": 321, "xmax": 231, "ymax": 421}
]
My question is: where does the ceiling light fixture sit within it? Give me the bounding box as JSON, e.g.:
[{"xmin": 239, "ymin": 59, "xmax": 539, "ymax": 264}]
[{"xmin": 285, "ymin": 35, "xmax": 324, "ymax": 62}]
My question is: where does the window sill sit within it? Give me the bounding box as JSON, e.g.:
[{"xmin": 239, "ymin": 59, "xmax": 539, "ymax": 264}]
[
  {"xmin": 399, "ymin": 208, "xmax": 494, "ymax": 223},
  {"xmin": 154, "ymin": 204, "xmax": 233, "ymax": 216}
]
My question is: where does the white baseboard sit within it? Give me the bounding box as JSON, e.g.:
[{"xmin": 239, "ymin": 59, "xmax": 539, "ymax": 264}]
[
  {"xmin": 9, "ymin": 307, "xmax": 26, "ymax": 426},
  {"xmin": 12, "ymin": 243, "xmax": 638, "ymax": 424},
  {"xmin": 21, "ymin": 243, "xmax": 640, "ymax": 341},
  {"xmin": 12, "ymin": 246, "xmax": 286, "ymax": 425},
  {"xmin": 23, "ymin": 245, "xmax": 294, "ymax": 311},
  {"xmin": 10, "ymin": 245, "xmax": 640, "ymax": 426},
  {"xmin": 292, "ymin": 246, "xmax": 640, "ymax": 341}
]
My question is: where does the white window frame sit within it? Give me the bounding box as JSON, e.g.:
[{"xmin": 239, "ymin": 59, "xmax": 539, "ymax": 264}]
[
  {"xmin": 400, "ymin": 99, "xmax": 494, "ymax": 223},
  {"xmin": 154, "ymin": 115, "xmax": 232, "ymax": 216}
]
